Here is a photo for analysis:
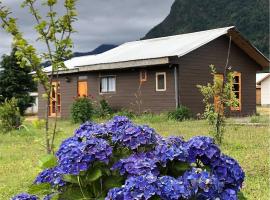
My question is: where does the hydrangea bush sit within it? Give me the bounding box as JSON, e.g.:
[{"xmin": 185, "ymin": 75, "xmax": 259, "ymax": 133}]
[{"xmin": 12, "ymin": 116, "xmax": 245, "ymax": 200}]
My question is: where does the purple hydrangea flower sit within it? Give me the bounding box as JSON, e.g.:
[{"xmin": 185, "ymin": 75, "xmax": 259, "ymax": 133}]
[
  {"xmin": 11, "ymin": 193, "xmax": 38, "ymax": 200},
  {"xmin": 34, "ymin": 167, "xmax": 65, "ymax": 187},
  {"xmin": 111, "ymin": 152, "xmax": 159, "ymax": 176}
]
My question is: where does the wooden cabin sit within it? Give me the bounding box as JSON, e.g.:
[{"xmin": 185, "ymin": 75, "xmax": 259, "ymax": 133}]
[{"xmin": 38, "ymin": 26, "xmax": 269, "ymax": 118}]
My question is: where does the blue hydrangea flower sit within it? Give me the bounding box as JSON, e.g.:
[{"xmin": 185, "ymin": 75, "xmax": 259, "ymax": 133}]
[
  {"xmin": 111, "ymin": 152, "xmax": 159, "ymax": 176},
  {"xmin": 34, "ymin": 167, "xmax": 65, "ymax": 187},
  {"xmin": 106, "ymin": 173, "xmax": 158, "ymax": 200},
  {"xmin": 185, "ymin": 136, "xmax": 221, "ymax": 165},
  {"xmin": 211, "ymin": 155, "xmax": 245, "ymax": 191},
  {"xmin": 220, "ymin": 189, "xmax": 238, "ymax": 200},
  {"xmin": 11, "ymin": 193, "xmax": 38, "ymax": 200},
  {"xmin": 154, "ymin": 136, "xmax": 188, "ymax": 166},
  {"xmin": 180, "ymin": 168, "xmax": 224, "ymax": 199},
  {"xmin": 56, "ymin": 136, "xmax": 112, "ymax": 175},
  {"xmin": 74, "ymin": 121, "xmax": 108, "ymax": 139},
  {"xmin": 156, "ymin": 176, "xmax": 189, "ymax": 200},
  {"xmin": 105, "ymin": 116, "xmax": 132, "ymax": 134},
  {"xmin": 112, "ymin": 123, "xmax": 159, "ymax": 150}
]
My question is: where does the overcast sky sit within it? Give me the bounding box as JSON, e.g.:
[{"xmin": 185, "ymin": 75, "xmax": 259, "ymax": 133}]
[{"xmin": 0, "ymin": 0, "xmax": 174, "ymax": 56}]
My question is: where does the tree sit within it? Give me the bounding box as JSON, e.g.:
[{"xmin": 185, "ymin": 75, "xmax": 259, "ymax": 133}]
[
  {"xmin": 197, "ymin": 65, "xmax": 238, "ymax": 145},
  {"xmin": 0, "ymin": 0, "xmax": 77, "ymax": 153},
  {"xmin": 0, "ymin": 48, "xmax": 37, "ymax": 115}
]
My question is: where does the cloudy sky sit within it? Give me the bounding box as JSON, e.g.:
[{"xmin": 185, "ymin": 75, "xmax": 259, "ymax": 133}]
[{"xmin": 0, "ymin": 0, "xmax": 174, "ymax": 56}]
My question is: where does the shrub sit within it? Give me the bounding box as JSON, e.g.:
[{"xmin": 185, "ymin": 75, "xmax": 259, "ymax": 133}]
[
  {"xmin": 71, "ymin": 97, "xmax": 93, "ymax": 123},
  {"xmin": 0, "ymin": 98, "xmax": 22, "ymax": 132},
  {"xmin": 168, "ymin": 105, "xmax": 192, "ymax": 121},
  {"xmin": 12, "ymin": 116, "xmax": 245, "ymax": 200},
  {"xmin": 95, "ymin": 98, "xmax": 113, "ymax": 118}
]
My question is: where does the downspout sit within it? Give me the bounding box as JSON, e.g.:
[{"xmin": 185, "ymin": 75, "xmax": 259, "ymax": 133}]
[{"xmin": 173, "ymin": 64, "xmax": 180, "ymax": 108}]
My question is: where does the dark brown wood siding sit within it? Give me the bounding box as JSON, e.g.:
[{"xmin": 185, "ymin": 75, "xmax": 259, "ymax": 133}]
[
  {"xmin": 178, "ymin": 36, "xmax": 259, "ymax": 116},
  {"xmin": 38, "ymin": 65, "xmax": 176, "ymax": 118}
]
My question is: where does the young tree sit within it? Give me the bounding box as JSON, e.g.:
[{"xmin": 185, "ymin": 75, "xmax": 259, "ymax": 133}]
[
  {"xmin": 0, "ymin": 0, "xmax": 78, "ymax": 153},
  {"xmin": 197, "ymin": 65, "xmax": 238, "ymax": 145},
  {"xmin": 0, "ymin": 48, "xmax": 37, "ymax": 114}
]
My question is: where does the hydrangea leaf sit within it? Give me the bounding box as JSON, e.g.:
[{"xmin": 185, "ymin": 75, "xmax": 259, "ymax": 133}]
[
  {"xmin": 104, "ymin": 176, "xmax": 124, "ymax": 190},
  {"xmin": 28, "ymin": 183, "xmax": 51, "ymax": 195},
  {"xmin": 38, "ymin": 154, "xmax": 58, "ymax": 169},
  {"xmin": 62, "ymin": 175, "xmax": 79, "ymax": 184},
  {"xmin": 86, "ymin": 167, "xmax": 102, "ymax": 182}
]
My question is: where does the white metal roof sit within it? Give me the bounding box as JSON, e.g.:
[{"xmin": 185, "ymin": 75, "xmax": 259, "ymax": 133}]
[{"xmin": 43, "ymin": 26, "xmax": 269, "ymax": 73}]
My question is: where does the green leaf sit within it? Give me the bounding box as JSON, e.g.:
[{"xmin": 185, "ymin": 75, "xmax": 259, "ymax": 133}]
[
  {"xmin": 59, "ymin": 185, "xmax": 91, "ymax": 200},
  {"xmin": 28, "ymin": 183, "xmax": 51, "ymax": 195},
  {"xmin": 62, "ymin": 175, "xmax": 79, "ymax": 184},
  {"xmin": 38, "ymin": 154, "xmax": 58, "ymax": 169},
  {"xmin": 85, "ymin": 167, "xmax": 102, "ymax": 182},
  {"xmin": 104, "ymin": 176, "xmax": 124, "ymax": 190}
]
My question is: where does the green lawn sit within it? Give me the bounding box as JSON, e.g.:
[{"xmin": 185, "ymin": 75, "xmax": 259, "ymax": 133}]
[{"xmin": 0, "ymin": 114, "xmax": 269, "ymax": 199}]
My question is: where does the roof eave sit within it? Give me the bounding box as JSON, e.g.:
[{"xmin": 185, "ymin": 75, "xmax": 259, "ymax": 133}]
[
  {"xmin": 227, "ymin": 28, "xmax": 270, "ymax": 69},
  {"xmin": 78, "ymin": 57, "xmax": 170, "ymax": 72}
]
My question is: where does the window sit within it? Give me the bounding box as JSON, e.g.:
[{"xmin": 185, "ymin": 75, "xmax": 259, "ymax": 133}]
[
  {"xmin": 78, "ymin": 81, "xmax": 88, "ymax": 97},
  {"xmin": 231, "ymin": 72, "xmax": 241, "ymax": 111},
  {"xmin": 49, "ymin": 82, "xmax": 61, "ymax": 116},
  {"xmin": 156, "ymin": 72, "xmax": 166, "ymax": 91},
  {"xmin": 100, "ymin": 76, "xmax": 116, "ymax": 93},
  {"xmin": 140, "ymin": 70, "xmax": 147, "ymax": 82}
]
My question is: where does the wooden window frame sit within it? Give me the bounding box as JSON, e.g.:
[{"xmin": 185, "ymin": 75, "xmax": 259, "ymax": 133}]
[
  {"xmin": 231, "ymin": 72, "xmax": 242, "ymax": 111},
  {"xmin": 99, "ymin": 75, "xmax": 116, "ymax": 94},
  {"xmin": 78, "ymin": 80, "xmax": 88, "ymax": 97},
  {"xmin": 49, "ymin": 81, "xmax": 61, "ymax": 117},
  {"xmin": 140, "ymin": 69, "xmax": 147, "ymax": 82},
  {"xmin": 156, "ymin": 72, "xmax": 166, "ymax": 91}
]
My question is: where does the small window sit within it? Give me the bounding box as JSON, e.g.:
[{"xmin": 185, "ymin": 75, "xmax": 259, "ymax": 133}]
[
  {"xmin": 140, "ymin": 70, "xmax": 147, "ymax": 82},
  {"xmin": 231, "ymin": 72, "xmax": 241, "ymax": 111},
  {"xmin": 156, "ymin": 72, "xmax": 166, "ymax": 91},
  {"xmin": 100, "ymin": 76, "xmax": 116, "ymax": 93}
]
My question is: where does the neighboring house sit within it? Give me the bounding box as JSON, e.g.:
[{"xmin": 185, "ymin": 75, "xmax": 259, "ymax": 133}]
[
  {"xmin": 25, "ymin": 92, "xmax": 38, "ymax": 115},
  {"xmin": 38, "ymin": 26, "xmax": 269, "ymax": 119},
  {"xmin": 256, "ymin": 73, "xmax": 270, "ymax": 106}
]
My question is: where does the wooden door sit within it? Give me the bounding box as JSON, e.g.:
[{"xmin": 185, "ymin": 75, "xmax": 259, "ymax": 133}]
[
  {"xmin": 49, "ymin": 82, "xmax": 61, "ymax": 116},
  {"xmin": 214, "ymin": 74, "xmax": 224, "ymax": 113},
  {"xmin": 78, "ymin": 81, "xmax": 88, "ymax": 97}
]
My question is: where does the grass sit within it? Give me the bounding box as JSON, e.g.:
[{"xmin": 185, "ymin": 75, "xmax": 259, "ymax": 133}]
[{"xmin": 0, "ymin": 112, "xmax": 269, "ymax": 199}]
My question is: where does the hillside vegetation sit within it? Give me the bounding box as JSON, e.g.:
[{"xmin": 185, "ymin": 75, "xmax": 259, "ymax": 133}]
[{"xmin": 144, "ymin": 0, "xmax": 269, "ymax": 57}]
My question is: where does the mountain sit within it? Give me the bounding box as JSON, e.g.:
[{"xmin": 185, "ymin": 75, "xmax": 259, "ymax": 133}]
[
  {"xmin": 73, "ymin": 44, "xmax": 118, "ymax": 57},
  {"xmin": 144, "ymin": 0, "xmax": 269, "ymax": 57},
  {"xmin": 43, "ymin": 44, "xmax": 117, "ymax": 67}
]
